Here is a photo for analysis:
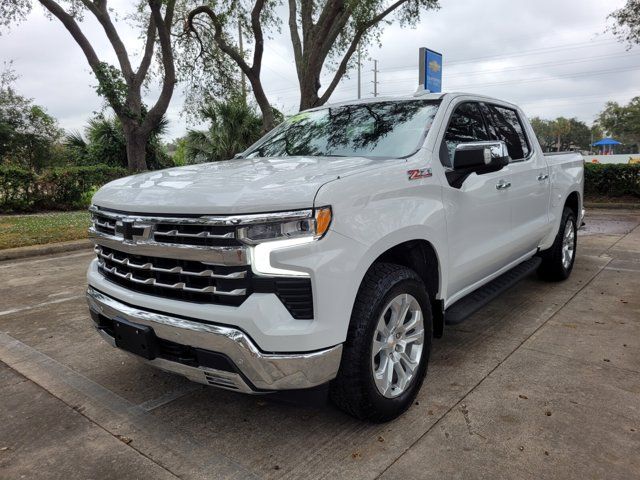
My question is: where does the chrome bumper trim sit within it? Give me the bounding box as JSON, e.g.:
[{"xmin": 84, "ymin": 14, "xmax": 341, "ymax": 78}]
[{"xmin": 87, "ymin": 287, "xmax": 342, "ymax": 391}]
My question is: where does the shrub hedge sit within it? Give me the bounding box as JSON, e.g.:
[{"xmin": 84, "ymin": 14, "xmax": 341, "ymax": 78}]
[
  {"xmin": 584, "ymin": 163, "xmax": 640, "ymax": 198},
  {"xmin": 0, "ymin": 162, "xmax": 637, "ymax": 213},
  {"xmin": 0, "ymin": 165, "xmax": 127, "ymax": 212}
]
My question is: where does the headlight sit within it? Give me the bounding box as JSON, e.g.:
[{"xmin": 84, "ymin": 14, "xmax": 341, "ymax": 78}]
[
  {"xmin": 237, "ymin": 207, "xmax": 332, "ymax": 244},
  {"xmin": 241, "ymin": 207, "xmax": 332, "ymax": 277}
]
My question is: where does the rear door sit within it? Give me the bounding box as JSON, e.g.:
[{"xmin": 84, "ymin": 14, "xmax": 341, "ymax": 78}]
[
  {"xmin": 481, "ymin": 103, "xmax": 550, "ymax": 256},
  {"xmin": 439, "ymin": 101, "xmax": 514, "ymax": 301}
]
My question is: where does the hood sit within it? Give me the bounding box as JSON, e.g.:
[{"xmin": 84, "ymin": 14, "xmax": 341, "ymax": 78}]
[{"xmin": 92, "ymin": 156, "xmax": 390, "ymax": 214}]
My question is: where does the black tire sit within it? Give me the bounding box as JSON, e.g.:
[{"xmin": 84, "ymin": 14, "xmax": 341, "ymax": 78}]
[
  {"xmin": 537, "ymin": 207, "xmax": 577, "ymax": 281},
  {"xmin": 330, "ymin": 263, "xmax": 432, "ymax": 422}
]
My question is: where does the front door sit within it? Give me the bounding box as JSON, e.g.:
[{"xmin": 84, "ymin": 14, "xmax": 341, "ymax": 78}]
[{"xmin": 439, "ymin": 101, "xmax": 514, "ymax": 302}]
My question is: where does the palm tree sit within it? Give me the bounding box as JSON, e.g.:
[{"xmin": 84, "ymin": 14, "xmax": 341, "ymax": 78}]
[
  {"xmin": 184, "ymin": 97, "xmax": 265, "ymax": 163},
  {"xmin": 64, "ymin": 115, "xmax": 171, "ymax": 170}
]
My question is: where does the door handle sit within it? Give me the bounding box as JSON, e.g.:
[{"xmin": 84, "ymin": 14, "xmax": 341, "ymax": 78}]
[
  {"xmin": 496, "ymin": 180, "xmax": 511, "ymax": 190},
  {"xmin": 537, "ymin": 173, "xmax": 549, "ymax": 181}
]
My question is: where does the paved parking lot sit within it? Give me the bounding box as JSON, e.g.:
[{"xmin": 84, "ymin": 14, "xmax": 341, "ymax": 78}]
[{"xmin": 1, "ymin": 209, "xmax": 639, "ymax": 480}]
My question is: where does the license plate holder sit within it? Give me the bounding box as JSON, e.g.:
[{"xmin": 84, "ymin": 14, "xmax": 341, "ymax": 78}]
[{"xmin": 113, "ymin": 317, "xmax": 158, "ymax": 360}]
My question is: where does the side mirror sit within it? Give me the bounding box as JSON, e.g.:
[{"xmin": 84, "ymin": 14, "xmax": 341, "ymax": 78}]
[{"xmin": 452, "ymin": 141, "xmax": 510, "ymax": 172}]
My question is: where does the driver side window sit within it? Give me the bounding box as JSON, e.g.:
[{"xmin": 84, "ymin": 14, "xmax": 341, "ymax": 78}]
[{"xmin": 440, "ymin": 102, "xmax": 489, "ymax": 167}]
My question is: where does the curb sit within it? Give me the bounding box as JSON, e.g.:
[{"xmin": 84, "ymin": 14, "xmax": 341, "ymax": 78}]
[
  {"xmin": 584, "ymin": 202, "xmax": 640, "ymax": 210},
  {"xmin": 0, "ymin": 239, "xmax": 93, "ymax": 262}
]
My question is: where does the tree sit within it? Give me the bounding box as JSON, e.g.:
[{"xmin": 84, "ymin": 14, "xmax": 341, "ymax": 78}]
[
  {"xmin": 609, "ymin": 0, "xmax": 640, "ymax": 47},
  {"xmin": 183, "ymin": 96, "xmax": 269, "ymax": 163},
  {"xmin": 0, "ymin": 0, "xmax": 177, "ymax": 172},
  {"xmin": 530, "ymin": 116, "xmax": 592, "ymax": 152},
  {"xmin": 0, "ymin": 64, "xmax": 63, "ymax": 169},
  {"xmin": 596, "ymin": 97, "xmax": 640, "ymax": 152},
  {"xmin": 65, "ymin": 113, "xmax": 173, "ymax": 170},
  {"xmin": 184, "ymin": 0, "xmax": 440, "ymax": 130}
]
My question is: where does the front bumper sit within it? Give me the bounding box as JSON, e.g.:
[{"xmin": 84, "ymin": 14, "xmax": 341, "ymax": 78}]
[{"xmin": 86, "ymin": 287, "xmax": 342, "ymax": 393}]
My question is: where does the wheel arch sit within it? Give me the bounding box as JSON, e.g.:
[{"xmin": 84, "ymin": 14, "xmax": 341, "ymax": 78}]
[
  {"xmin": 565, "ymin": 190, "xmax": 581, "ymax": 219},
  {"xmin": 356, "ymin": 238, "xmax": 444, "ymax": 338}
]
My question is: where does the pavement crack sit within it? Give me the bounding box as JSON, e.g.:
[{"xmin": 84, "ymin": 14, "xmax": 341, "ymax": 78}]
[{"xmin": 460, "ymin": 403, "xmax": 486, "ymax": 439}]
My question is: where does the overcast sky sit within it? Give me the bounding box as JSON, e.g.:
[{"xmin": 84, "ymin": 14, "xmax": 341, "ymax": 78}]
[{"xmin": 0, "ymin": 0, "xmax": 636, "ymax": 140}]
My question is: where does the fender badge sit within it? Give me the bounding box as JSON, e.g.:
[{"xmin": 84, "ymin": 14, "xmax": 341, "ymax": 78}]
[{"xmin": 407, "ymin": 168, "xmax": 432, "ymax": 180}]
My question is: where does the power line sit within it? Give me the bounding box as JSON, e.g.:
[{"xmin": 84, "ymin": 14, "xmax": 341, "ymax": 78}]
[
  {"xmin": 452, "ymin": 63, "xmax": 640, "ymax": 89},
  {"xmin": 378, "ymin": 40, "xmax": 619, "ymax": 73},
  {"xmin": 381, "ymin": 64, "xmax": 640, "ymax": 97},
  {"xmin": 379, "ymin": 51, "xmax": 640, "ymax": 85}
]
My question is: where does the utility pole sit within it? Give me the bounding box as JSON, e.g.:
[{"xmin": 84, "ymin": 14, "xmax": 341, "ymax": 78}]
[
  {"xmin": 357, "ymin": 46, "xmax": 361, "ymax": 99},
  {"xmin": 371, "ymin": 59, "xmax": 379, "ymax": 97},
  {"xmin": 238, "ymin": 20, "xmax": 247, "ymax": 102}
]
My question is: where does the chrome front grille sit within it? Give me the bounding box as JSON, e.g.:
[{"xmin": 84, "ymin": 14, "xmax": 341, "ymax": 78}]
[
  {"xmin": 90, "ymin": 206, "xmax": 242, "ymax": 250},
  {"xmin": 90, "ymin": 206, "xmax": 314, "ymax": 318},
  {"xmin": 96, "ymin": 245, "xmax": 250, "ymax": 305}
]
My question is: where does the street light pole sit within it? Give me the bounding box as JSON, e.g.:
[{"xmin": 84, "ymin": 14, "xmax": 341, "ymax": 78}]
[
  {"xmin": 357, "ymin": 46, "xmax": 361, "ymax": 100},
  {"xmin": 372, "ymin": 59, "xmax": 379, "ymax": 97}
]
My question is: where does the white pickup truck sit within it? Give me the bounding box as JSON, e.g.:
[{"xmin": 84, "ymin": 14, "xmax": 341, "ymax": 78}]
[{"xmin": 87, "ymin": 92, "xmax": 584, "ymax": 421}]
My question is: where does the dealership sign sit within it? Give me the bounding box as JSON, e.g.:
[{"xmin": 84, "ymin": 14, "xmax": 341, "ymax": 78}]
[{"xmin": 418, "ymin": 47, "xmax": 443, "ymax": 93}]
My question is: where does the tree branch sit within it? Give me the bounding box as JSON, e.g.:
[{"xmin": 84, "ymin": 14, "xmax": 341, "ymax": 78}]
[
  {"xmin": 300, "ymin": 0, "xmax": 314, "ymax": 41},
  {"xmin": 186, "ymin": 5, "xmax": 253, "ymax": 76},
  {"xmin": 37, "ymin": 0, "xmax": 131, "ymax": 117},
  {"xmin": 79, "ymin": 0, "xmax": 135, "ymax": 83},
  {"xmin": 365, "ymin": 0, "xmax": 410, "ymax": 29},
  {"xmin": 144, "ymin": 0, "xmax": 176, "ymax": 132},
  {"xmin": 250, "ymin": 0, "xmax": 266, "ymax": 75},
  {"xmin": 135, "ymin": 15, "xmax": 156, "ymax": 88},
  {"xmin": 317, "ymin": 0, "xmax": 411, "ymax": 105},
  {"xmin": 287, "ymin": 0, "xmax": 304, "ymax": 80},
  {"xmin": 38, "ymin": 0, "xmax": 101, "ymax": 70}
]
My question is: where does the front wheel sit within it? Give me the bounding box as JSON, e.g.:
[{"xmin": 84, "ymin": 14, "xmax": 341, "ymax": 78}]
[
  {"xmin": 538, "ymin": 207, "xmax": 577, "ymax": 281},
  {"xmin": 330, "ymin": 263, "xmax": 432, "ymax": 422}
]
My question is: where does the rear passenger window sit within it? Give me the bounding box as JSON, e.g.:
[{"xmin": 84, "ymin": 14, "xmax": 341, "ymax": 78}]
[
  {"xmin": 483, "ymin": 105, "xmax": 530, "ymax": 161},
  {"xmin": 440, "ymin": 102, "xmax": 489, "ymax": 167}
]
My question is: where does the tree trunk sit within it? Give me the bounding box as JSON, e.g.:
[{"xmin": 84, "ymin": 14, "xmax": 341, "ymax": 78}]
[
  {"xmin": 247, "ymin": 71, "xmax": 276, "ymax": 131},
  {"xmin": 123, "ymin": 126, "xmax": 149, "ymax": 172},
  {"xmin": 299, "ymin": 79, "xmax": 320, "ymax": 110}
]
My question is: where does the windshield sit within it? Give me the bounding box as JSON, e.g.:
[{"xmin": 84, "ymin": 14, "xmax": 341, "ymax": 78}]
[{"xmin": 244, "ymin": 100, "xmax": 440, "ymax": 159}]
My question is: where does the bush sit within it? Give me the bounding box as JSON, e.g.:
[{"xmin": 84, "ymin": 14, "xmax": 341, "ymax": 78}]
[
  {"xmin": 584, "ymin": 163, "xmax": 640, "ymax": 198},
  {"xmin": 0, "ymin": 164, "xmax": 127, "ymax": 213}
]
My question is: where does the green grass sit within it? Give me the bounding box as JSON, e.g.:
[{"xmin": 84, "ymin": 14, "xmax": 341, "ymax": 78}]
[{"xmin": 0, "ymin": 210, "xmax": 91, "ymax": 250}]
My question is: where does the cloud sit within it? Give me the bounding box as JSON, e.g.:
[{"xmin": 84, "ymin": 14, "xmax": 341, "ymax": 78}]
[{"xmin": 0, "ymin": 0, "xmax": 634, "ymax": 139}]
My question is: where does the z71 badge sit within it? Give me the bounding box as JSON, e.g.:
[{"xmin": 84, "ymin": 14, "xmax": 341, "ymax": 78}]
[{"xmin": 407, "ymin": 168, "xmax": 432, "ymax": 180}]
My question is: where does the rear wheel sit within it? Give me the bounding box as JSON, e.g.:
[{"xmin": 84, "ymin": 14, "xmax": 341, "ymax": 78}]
[
  {"xmin": 538, "ymin": 207, "xmax": 577, "ymax": 281},
  {"xmin": 330, "ymin": 263, "xmax": 432, "ymax": 422}
]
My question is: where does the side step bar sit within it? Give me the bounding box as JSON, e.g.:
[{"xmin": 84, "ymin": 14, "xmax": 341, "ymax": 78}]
[{"xmin": 444, "ymin": 257, "xmax": 542, "ymax": 325}]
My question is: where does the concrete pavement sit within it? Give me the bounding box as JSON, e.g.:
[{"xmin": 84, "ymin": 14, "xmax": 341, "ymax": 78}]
[{"xmin": 0, "ymin": 209, "xmax": 638, "ymax": 479}]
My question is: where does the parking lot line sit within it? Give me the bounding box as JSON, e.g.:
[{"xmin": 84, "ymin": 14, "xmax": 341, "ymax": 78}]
[
  {"xmin": 0, "ymin": 250, "xmax": 94, "ymax": 270},
  {"xmin": 0, "ymin": 295, "xmax": 85, "ymax": 317}
]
